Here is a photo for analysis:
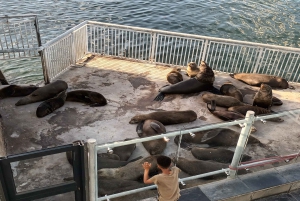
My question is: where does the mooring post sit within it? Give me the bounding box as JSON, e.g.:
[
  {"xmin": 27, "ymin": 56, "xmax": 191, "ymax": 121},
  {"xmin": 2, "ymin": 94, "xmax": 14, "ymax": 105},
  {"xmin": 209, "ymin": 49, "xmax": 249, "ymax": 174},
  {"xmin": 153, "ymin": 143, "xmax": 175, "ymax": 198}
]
[
  {"xmin": 87, "ymin": 139, "xmax": 97, "ymax": 201},
  {"xmin": 228, "ymin": 110, "xmax": 255, "ymax": 178}
]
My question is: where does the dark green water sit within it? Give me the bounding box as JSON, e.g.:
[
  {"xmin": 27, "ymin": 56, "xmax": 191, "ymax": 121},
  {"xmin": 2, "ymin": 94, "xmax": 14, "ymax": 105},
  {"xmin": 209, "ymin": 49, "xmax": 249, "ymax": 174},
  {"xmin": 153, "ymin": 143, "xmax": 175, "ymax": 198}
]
[{"xmin": 0, "ymin": 0, "xmax": 299, "ymax": 83}]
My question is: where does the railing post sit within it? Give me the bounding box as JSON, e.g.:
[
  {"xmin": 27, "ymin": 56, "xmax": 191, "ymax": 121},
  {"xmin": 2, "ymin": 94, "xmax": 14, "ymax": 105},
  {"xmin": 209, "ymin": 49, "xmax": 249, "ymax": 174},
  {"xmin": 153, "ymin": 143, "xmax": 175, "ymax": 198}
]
[
  {"xmin": 149, "ymin": 32, "xmax": 157, "ymax": 62},
  {"xmin": 228, "ymin": 111, "xmax": 255, "ymax": 178},
  {"xmin": 40, "ymin": 50, "xmax": 50, "ymax": 84},
  {"xmin": 201, "ymin": 39, "xmax": 209, "ymax": 61},
  {"xmin": 87, "ymin": 139, "xmax": 97, "ymax": 201},
  {"xmin": 252, "ymin": 47, "xmax": 264, "ymax": 73}
]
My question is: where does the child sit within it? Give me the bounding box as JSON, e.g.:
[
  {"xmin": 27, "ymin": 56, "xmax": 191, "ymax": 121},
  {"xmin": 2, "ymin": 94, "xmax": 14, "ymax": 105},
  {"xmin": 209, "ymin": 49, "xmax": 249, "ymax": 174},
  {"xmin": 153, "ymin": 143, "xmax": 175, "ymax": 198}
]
[{"xmin": 142, "ymin": 155, "xmax": 181, "ymax": 201}]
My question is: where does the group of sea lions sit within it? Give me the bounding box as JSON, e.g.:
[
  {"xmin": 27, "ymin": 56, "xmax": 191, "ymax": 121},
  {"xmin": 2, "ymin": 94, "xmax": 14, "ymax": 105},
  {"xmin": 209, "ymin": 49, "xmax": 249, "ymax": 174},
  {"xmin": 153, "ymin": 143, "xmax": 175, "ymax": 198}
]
[{"xmin": 0, "ymin": 80, "xmax": 107, "ymax": 118}]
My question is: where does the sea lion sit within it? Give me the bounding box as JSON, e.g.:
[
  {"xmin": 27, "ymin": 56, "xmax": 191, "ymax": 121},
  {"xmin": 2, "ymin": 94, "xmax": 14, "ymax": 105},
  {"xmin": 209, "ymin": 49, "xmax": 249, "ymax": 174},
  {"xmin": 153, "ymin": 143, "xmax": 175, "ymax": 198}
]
[
  {"xmin": 191, "ymin": 147, "xmax": 251, "ymax": 163},
  {"xmin": 112, "ymin": 139, "xmax": 137, "ymax": 161},
  {"xmin": 138, "ymin": 120, "xmax": 167, "ymax": 155},
  {"xmin": 98, "ymin": 155, "xmax": 160, "ymax": 180},
  {"xmin": 220, "ymin": 83, "xmax": 243, "ymax": 102},
  {"xmin": 227, "ymin": 105, "xmax": 284, "ymax": 122},
  {"xmin": 0, "ymin": 85, "xmax": 39, "ymax": 99},
  {"xmin": 207, "ymin": 101, "xmax": 257, "ymax": 133},
  {"xmin": 36, "ymin": 90, "xmax": 67, "ymax": 118},
  {"xmin": 272, "ymin": 96, "xmax": 283, "ymax": 106},
  {"xmin": 129, "ymin": 110, "xmax": 197, "ymax": 125},
  {"xmin": 202, "ymin": 92, "xmax": 249, "ymax": 108},
  {"xmin": 186, "ymin": 62, "xmax": 200, "ymax": 78},
  {"xmin": 253, "ymin": 84, "xmax": 273, "ymax": 109},
  {"xmin": 154, "ymin": 61, "xmax": 215, "ymax": 101},
  {"xmin": 174, "ymin": 128, "xmax": 261, "ymax": 148},
  {"xmin": 66, "ymin": 90, "xmax": 107, "ymax": 107},
  {"xmin": 167, "ymin": 68, "xmax": 183, "ymax": 84},
  {"xmin": 15, "ymin": 80, "xmax": 68, "ymax": 106},
  {"xmin": 229, "ymin": 73, "xmax": 293, "ymax": 89}
]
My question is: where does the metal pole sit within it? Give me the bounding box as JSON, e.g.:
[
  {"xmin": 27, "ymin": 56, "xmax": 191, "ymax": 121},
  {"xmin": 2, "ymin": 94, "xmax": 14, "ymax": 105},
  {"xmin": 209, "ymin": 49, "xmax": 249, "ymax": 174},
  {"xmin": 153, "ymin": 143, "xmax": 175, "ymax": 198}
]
[
  {"xmin": 228, "ymin": 110, "xmax": 255, "ymax": 178},
  {"xmin": 149, "ymin": 33, "xmax": 157, "ymax": 62},
  {"xmin": 87, "ymin": 139, "xmax": 97, "ymax": 201},
  {"xmin": 252, "ymin": 47, "xmax": 264, "ymax": 73}
]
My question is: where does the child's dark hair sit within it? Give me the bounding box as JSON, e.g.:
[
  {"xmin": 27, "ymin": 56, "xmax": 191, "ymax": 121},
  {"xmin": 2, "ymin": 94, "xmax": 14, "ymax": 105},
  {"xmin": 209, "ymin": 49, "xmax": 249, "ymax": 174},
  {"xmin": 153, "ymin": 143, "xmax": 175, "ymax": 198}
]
[{"xmin": 157, "ymin": 155, "xmax": 172, "ymax": 169}]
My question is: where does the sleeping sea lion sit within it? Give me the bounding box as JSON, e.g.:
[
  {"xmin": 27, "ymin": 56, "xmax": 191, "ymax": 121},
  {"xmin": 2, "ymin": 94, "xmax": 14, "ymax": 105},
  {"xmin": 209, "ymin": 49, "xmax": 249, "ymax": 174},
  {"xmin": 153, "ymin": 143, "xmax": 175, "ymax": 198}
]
[
  {"xmin": 167, "ymin": 68, "xmax": 183, "ymax": 84},
  {"xmin": 137, "ymin": 120, "xmax": 167, "ymax": 155},
  {"xmin": 229, "ymin": 73, "xmax": 293, "ymax": 89},
  {"xmin": 129, "ymin": 110, "xmax": 197, "ymax": 125},
  {"xmin": 36, "ymin": 90, "xmax": 67, "ymax": 118},
  {"xmin": 191, "ymin": 147, "xmax": 252, "ymax": 163},
  {"xmin": 154, "ymin": 61, "xmax": 215, "ymax": 101},
  {"xmin": 0, "ymin": 85, "xmax": 39, "ymax": 99},
  {"xmin": 112, "ymin": 139, "xmax": 137, "ymax": 161},
  {"xmin": 220, "ymin": 83, "xmax": 243, "ymax": 102},
  {"xmin": 253, "ymin": 83, "xmax": 273, "ymax": 109},
  {"xmin": 66, "ymin": 90, "xmax": 107, "ymax": 107},
  {"xmin": 15, "ymin": 80, "xmax": 68, "ymax": 106},
  {"xmin": 201, "ymin": 92, "xmax": 249, "ymax": 108},
  {"xmin": 186, "ymin": 62, "xmax": 200, "ymax": 78}
]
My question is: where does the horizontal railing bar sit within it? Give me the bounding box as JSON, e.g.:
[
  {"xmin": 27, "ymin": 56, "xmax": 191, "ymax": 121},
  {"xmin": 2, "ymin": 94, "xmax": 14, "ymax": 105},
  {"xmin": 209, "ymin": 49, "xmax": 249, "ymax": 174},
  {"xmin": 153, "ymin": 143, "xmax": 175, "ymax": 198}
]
[
  {"xmin": 87, "ymin": 21, "xmax": 300, "ymax": 53},
  {"xmin": 0, "ymin": 14, "xmax": 38, "ymax": 18},
  {"xmin": 97, "ymin": 169, "xmax": 228, "ymax": 201},
  {"xmin": 96, "ymin": 119, "xmax": 248, "ymax": 150},
  {"xmin": 0, "ymin": 47, "xmax": 42, "ymax": 53},
  {"xmin": 254, "ymin": 108, "xmax": 300, "ymax": 121}
]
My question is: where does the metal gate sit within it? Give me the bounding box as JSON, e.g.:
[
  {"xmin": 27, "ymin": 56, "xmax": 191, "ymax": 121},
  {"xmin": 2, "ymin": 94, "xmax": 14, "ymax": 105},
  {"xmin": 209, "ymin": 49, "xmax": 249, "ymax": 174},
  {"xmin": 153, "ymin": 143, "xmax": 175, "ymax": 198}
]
[{"xmin": 0, "ymin": 142, "xmax": 86, "ymax": 201}]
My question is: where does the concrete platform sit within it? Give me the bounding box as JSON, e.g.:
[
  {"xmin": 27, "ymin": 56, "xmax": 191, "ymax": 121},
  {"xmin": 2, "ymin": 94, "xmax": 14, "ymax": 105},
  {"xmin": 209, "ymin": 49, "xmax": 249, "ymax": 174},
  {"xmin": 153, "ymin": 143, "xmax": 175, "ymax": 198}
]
[{"xmin": 0, "ymin": 55, "xmax": 300, "ymax": 200}]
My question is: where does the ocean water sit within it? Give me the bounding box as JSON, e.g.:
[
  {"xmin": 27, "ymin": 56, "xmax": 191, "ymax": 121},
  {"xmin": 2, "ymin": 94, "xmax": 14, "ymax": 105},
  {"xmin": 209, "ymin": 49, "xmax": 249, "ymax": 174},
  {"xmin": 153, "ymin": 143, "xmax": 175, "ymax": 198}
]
[{"xmin": 0, "ymin": 0, "xmax": 299, "ymax": 84}]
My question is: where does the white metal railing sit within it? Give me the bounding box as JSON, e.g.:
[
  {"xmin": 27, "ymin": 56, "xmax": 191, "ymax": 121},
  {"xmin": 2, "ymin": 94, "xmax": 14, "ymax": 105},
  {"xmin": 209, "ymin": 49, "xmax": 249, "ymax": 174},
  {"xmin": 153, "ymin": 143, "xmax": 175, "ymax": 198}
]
[{"xmin": 86, "ymin": 108, "xmax": 300, "ymax": 201}]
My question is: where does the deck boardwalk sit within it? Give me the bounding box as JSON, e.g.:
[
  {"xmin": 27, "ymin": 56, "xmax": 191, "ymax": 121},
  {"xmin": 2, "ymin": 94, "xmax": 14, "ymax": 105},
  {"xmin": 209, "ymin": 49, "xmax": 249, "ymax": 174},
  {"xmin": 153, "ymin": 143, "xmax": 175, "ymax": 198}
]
[{"xmin": 0, "ymin": 55, "xmax": 300, "ymax": 200}]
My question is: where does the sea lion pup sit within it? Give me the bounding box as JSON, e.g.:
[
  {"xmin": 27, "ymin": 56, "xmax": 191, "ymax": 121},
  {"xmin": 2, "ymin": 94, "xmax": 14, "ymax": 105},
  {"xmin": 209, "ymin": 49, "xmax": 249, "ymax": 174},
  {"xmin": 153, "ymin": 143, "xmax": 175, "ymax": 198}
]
[
  {"xmin": 167, "ymin": 68, "xmax": 183, "ymax": 84},
  {"xmin": 112, "ymin": 138, "xmax": 137, "ymax": 161},
  {"xmin": 227, "ymin": 105, "xmax": 284, "ymax": 122},
  {"xmin": 129, "ymin": 110, "xmax": 197, "ymax": 125},
  {"xmin": 202, "ymin": 92, "xmax": 249, "ymax": 108},
  {"xmin": 229, "ymin": 73, "xmax": 293, "ymax": 89},
  {"xmin": 253, "ymin": 83, "xmax": 273, "ymax": 109},
  {"xmin": 98, "ymin": 155, "xmax": 160, "ymax": 180},
  {"xmin": 36, "ymin": 90, "xmax": 67, "ymax": 118},
  {"xmin": 15, "ymin": 80, "xmax": 68, "ymax": 106},
  {"xmin": 66, "ymin": 90, "xmax": 107, "ymax": 107},
  {"xmin": 220, "ymin": 83, "xmax": 243, "ymax": 102},
  {"xmin": 186, "ymin": 62, "xmax": 200, "ymax": 78},
  {"xmin": 0, "ymin": 85, "xmax": 39, "ymax": 99},
  {"xmin": 174, "ymin": 128, "xmax": 261, "ymax": 148},
  {"xmin": 137, "ymin": 120, "xmax": 167, "ymax": 155},
  {"xmin": 207, "ymin": 100, "xmax": 257, "ymax": 133},
  {"xmin": 191, "ymin": 147, "xmax": 251, "ymax": 163},
  {"xmin": 154, "ymin": 61, "xmax": 215, "ymax": 101}
]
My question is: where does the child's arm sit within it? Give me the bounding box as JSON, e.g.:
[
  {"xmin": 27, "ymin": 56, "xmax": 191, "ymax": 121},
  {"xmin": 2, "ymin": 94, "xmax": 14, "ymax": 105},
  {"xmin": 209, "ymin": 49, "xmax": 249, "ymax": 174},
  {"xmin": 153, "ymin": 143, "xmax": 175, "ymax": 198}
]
[{"xmin": 142, "ymin": 162, "xmax": 154, "ymax": 184}]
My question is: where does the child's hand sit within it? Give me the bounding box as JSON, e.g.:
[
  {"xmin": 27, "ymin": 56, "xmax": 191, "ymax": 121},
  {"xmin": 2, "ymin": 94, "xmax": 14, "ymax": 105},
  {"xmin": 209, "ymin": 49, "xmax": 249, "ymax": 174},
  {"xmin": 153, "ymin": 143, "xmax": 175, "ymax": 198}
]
[{"xmin": 142, "ymin": 162, "xmax": 152, "ymax": 170}]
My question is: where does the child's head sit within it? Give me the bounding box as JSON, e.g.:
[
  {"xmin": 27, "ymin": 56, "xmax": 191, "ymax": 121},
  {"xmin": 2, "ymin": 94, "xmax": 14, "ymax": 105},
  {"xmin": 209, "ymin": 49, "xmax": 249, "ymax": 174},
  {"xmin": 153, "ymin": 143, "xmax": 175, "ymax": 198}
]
[{"xmin": 157, "ymin": 155, "xmax": 172, "ymax": 169}]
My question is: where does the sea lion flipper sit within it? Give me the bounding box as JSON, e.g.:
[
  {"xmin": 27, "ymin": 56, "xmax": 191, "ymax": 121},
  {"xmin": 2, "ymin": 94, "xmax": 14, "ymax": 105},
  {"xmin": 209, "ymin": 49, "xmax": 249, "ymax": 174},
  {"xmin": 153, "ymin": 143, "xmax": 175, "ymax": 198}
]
[
  {"xmin": 207, "ymin": 100, "xmax": 216, "ymax": 113},
  {"xmin": 289, "ymin": 85, "xmax": 295, "ymax": 90},
  {"xmin": 201, "ymin": 131, "xmax": 219, "ymax": 143},
  {"xmin": 150, "ymin": 122, "xmax": 164, "ymax": 133},
  {"xmin": 154, "ymin": 92, "xmax": 165, "ymax": 101},
  {"xmin": 136, "ymin": 121, "xmax": 144, "ymax": 137}
]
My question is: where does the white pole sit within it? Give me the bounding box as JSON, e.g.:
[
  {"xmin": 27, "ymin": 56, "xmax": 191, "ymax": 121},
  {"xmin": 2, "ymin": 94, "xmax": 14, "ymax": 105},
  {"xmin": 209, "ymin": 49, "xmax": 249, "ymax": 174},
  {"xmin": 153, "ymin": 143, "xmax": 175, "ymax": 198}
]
[
  {"xmin": 87, "ymin": 139, "xmax": 97, "ymax": 201},
  {"xmin": 228, "ymin": 110, "xmax": 255, "ymax": 178}
]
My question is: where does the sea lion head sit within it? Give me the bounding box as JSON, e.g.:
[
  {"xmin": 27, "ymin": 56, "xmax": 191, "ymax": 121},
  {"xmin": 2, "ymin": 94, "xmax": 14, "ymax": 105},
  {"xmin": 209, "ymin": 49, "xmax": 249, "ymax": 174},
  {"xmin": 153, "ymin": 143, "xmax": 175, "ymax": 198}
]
[
  {"xmin": 260, "ymin": 84, "xmax": 272, "ymax": 93},
  {"xmin": 277, "ymin": 77, "xmax": 289, "ymax": 89},
  {"xmin": 129, "ymin": 115, "xmax": 144, "ymax": 124},
  {"xmin": 196, "ymin": 61, "xmax": 215, "ymax": 83},
  {"xmin": 188, "ymin": 62, "xmax": 197, "ymax": 69}
]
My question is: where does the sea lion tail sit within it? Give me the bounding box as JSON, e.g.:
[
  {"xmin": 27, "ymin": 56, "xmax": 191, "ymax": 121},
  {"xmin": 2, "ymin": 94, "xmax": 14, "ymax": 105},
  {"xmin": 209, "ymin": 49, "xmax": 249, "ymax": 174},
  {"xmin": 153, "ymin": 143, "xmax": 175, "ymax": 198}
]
[
  {"xmin": 207, "ymin": 100, "xmax": 216, "ymax": 113},
  {"xmin": 229, "ymin": 73, "xmax": 236, "ymax": 78},
  {"xmin": 154, "ymin": 92, "xmax": 165, "ymax": 101}
]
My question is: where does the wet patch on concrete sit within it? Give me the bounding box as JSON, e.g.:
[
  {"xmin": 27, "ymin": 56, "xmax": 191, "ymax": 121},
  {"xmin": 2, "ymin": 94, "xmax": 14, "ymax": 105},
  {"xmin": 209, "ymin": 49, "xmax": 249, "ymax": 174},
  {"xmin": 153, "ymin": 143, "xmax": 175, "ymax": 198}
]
[{"xmin": 128, "ymin": 76, "xmax": 153, "ymax": 89}]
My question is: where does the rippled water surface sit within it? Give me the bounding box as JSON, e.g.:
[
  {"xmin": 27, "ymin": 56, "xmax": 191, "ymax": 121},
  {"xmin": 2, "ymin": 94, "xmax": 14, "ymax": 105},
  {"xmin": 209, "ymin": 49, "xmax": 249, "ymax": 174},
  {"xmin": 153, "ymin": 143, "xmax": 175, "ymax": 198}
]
[{"xmin": 0, "ymin": 0, "xmax": 299, "ymax": 83}]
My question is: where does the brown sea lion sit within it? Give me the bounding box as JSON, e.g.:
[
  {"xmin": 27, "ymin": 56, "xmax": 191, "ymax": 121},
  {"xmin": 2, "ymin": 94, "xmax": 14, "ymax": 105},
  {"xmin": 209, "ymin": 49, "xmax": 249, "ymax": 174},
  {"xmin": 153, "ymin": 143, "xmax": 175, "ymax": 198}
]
[
  {"xmin": 229, "ymin": 73, "xmax": 293, "ymax": 89},
  {"xmin": 0, "ymin": 85, "xmax": 39, "ymax": 99},
  {"xmin": 272, "ymin": 96, "xmax": 283, "ymax": 106},
  {"xmin": 36, "ymin": 90, "xmax": 67, "ymax": 118},
  {"xmin": 220, "ymin": 83, "xmax": 243, "ymax": 102},
  {"xmin": 15, "ymin": 80, "xmax": 68, "ymax": 106},
  {"xmin": 253, "ymin": 84, "xmax": 273, "ymax": 109},
  {"xmin": 112, "ymin": 139, "xmax": 137, "ymax": 161},
  {"xmin": 154, "ymin": 61, "xmax": 215, "ymax": 101},
  {"xmin": 227, "ymin": 105, "xmax": 284, "ymax": 122},
  {"xmin": 66, "ymin": 90, "xmax": 107, "ymax": 107},
  {"xmin": 129, "ymin": 110, "xmax": 197, "ymax": 125},
  {"xmin": 191, "ymin": 147, "xmax": 251, "ymax": 163},
  {"xmin": 202, "ymin": 92, "xmax": 249, "ymax": 108},
  {"xmin": 186, "ymin": 62, "xmax": 200, "ymax": 78},
  {"xmin": 167, "ymin": 68, "xmax": 183, "ymax": 84},
  {"xmin": 138, "ymin": 120, "xmax": 167, "ymax": 155},
  {"xmin": 174, "ymin": 128, "xmax": 261, "ymax": 148}
]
